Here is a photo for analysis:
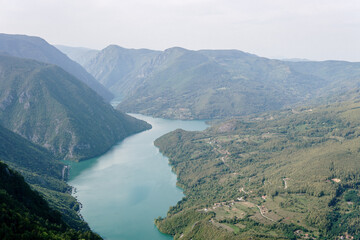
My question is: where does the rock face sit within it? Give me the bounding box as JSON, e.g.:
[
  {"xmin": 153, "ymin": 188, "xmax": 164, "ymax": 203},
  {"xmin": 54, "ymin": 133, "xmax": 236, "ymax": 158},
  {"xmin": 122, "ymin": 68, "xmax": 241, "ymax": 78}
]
[
  {"xmin": 0, "ymin": 33, "xmax": 113, "ymax": 101},
  {"xmin": 0, "ymin": 55, "xmax": 151, "ymax": 161}
]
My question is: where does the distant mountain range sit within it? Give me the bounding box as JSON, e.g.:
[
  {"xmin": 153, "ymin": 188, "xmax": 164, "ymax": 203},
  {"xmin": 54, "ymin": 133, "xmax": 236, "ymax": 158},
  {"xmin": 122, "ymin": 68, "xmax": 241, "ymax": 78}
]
[
  {"xmin": 0, "ymin": 34, "xmax": 113, "ymax": 101},
  {"xmin": 59, "ymin": 44, "xmax": 360, "ymax": 119}
]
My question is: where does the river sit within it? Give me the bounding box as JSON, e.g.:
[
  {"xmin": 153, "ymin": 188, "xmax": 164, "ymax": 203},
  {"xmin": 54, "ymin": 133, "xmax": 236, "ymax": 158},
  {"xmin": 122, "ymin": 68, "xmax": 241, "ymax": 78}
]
[{"xmin": 67, "ymin": 114, "xmax": 208, "ymax": 240}]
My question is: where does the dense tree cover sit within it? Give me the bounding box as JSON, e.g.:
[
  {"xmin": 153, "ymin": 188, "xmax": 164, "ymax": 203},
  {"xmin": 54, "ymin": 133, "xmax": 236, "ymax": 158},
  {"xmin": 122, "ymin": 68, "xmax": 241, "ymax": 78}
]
[
  {"xmin": 0, "ymin": 123, "xmax": 91, "ymax": 230},
  {"xmin": 154, "ymin": 98, "xmax": 360, "ymax": 239},
  {"xmin": 0, "ymin": 162, "xmax": 102, "ymax": 240}
]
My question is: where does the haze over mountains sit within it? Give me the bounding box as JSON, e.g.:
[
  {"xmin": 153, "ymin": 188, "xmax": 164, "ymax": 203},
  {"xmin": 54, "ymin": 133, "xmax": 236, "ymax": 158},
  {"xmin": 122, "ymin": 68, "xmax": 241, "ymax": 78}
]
[
  {"xmin": 1, "ymin": 32, "xmax": 360, "ymax": 240},
  {"xmin": 59, "ymin": 44, "xmax": 360, "ymax": 119},
  {"xmin": 56, "ymin": 45, "xmax": 99, "ymax": 67}
]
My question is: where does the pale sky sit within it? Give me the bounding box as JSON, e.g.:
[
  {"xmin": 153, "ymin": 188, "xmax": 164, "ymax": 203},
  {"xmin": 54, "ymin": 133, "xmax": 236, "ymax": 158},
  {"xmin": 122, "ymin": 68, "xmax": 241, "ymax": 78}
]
[{"xmin": 1, "ymin": 0, "xmax": 359, "ymax": 61}]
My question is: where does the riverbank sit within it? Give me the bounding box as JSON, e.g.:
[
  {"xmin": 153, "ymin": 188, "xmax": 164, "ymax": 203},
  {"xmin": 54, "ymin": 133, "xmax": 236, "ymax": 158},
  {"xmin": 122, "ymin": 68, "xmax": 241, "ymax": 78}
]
[{"xmin": 66, "ymin": 114, "xmax": 208, "ymax": 240}]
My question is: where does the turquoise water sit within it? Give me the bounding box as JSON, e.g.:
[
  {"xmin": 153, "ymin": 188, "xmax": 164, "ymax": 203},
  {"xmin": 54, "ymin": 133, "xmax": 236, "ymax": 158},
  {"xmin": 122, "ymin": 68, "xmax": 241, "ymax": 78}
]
[{"xmin": 68, "ymin": 114, "xmax": 208, "ymax": 240}]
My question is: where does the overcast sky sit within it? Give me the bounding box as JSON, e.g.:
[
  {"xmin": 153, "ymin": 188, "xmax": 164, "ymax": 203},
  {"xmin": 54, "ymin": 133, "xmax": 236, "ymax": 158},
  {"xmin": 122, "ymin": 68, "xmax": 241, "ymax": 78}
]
[{"xmin": 1, "ymin": 0, "xmax": 359, "ymax": 61}]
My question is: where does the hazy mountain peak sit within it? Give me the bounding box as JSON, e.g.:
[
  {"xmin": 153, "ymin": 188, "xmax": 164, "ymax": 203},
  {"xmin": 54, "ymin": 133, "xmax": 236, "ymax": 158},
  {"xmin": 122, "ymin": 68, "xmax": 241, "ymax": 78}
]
[
  {"xmin": 164, "ymin": 46, "xmax": 189, "ymax": 53},
  {"xmin": 104, "ymin": 44, "xmax": 126, "ymax": 51}
]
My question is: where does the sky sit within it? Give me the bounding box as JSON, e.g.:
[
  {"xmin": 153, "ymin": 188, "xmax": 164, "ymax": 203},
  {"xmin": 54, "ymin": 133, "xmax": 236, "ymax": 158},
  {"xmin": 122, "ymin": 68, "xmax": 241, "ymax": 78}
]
[{"xmin": 1, "ymin": 0, "xmax": 359, "ymax": 61}]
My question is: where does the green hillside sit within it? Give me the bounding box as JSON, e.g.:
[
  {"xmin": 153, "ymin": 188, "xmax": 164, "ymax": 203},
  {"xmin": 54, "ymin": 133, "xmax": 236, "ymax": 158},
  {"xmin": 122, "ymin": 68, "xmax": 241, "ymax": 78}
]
[
  {"xmin": 0, "ymin": 33, "xmax": 113, "ymax": 101},
  {"xmin": 117, "ymin": 48, "xmax": 322, "ymax": 119},
  {"xmin": 0, "ymin": 161, "xmax": 101, "ymax": 239},
  {"xmin": 0, "ymin": 55, "xmax": 151, "ymax": 161},
  {"xmin": 154, "ymin": 98, "xmax": 360, "ymax": 239},
  {"xmin": 0, "ymin": 123, "xmax": 91, "ymax": 230},
  {"xmin": 118, "ymin": 49, "xmax": 360, "ymax": 119}
]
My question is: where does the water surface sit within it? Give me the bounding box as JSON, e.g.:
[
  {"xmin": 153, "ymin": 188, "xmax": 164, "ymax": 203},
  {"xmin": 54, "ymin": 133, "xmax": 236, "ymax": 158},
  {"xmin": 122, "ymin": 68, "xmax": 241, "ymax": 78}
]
[{"xmin": 68, "ymin": 114, "xmax": 207, "ymax": 240}]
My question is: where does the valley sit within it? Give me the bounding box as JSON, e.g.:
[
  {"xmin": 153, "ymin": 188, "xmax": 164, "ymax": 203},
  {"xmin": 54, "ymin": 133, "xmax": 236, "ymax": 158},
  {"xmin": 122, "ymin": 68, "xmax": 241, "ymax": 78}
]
[
  {"xmin": 67, "ymin": 114, "xmax": 208, "ymax": 240},
  {"xmin": 0, "ymin": 31, "xmax": 359, "ymax": 240},
  {"xmin": 0, "ymin": 34, "xmax": 151, "ymax": 239}
]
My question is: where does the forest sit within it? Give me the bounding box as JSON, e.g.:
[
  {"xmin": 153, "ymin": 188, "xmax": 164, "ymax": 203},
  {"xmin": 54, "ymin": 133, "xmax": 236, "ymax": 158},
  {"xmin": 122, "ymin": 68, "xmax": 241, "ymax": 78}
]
[{"xmin": 154, "ymin": 97, "xmax": 360, "ymax": 239}]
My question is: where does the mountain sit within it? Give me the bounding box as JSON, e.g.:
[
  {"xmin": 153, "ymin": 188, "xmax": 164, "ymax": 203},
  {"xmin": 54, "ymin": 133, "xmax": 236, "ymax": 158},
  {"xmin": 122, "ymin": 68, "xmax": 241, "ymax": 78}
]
[
  {"xmin": 0, "ymin": 161, "xmax": 101, "ymax": 239},
  {"xmin": 0, "ymin": 123, "xmax": 91, "ymax": 231},
  {"xmin": 82, "ymin": 45, "xmax": 161, "ymax": 97},
  {"xmin": 0, "ymin": 55, "xmax": 151, "ymax": 161},
  {"xmin": 117, "ymin": 48, "xmax": 327, "ymax": 119},
  {"xmin": 287, "ymin": 60, "xmax": 360, "ymax": 96},
  {"xmin": 154, "ymin": 97, "xmax": 360, "ymax": 239},
  {"xmin": 73, "ymin": 44, "xmax": 360, "ymax": 119},
  {"xmin": 0, "ymin": 33, "xmax": 113, "ymax": 101},
  {"xmin": 55, "ymin": 45, "xmax": 99, "ymax": 67},
  {"xmin": 0, "ymin": 123, "xmax": 63, "ymax": 182}
]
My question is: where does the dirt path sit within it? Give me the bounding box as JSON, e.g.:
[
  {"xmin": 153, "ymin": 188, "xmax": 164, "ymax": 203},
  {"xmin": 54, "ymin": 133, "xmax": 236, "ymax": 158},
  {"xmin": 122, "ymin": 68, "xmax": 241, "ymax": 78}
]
[
  {"xmin": 208, "ymin": 141, "xmax": 231, "ymax": 168},
  {"xmin": 191, "ymin": 221, "xmax": 199, "ymax": 231},
  {"xmin": 256, "ymin": 205, "xmax": 275, "ymax": 222},
  {"xmin": 283, "ymin": 178, "xmax": 290, "ymax": 189},
  {"xmin": 239, "ymin": 187, "xmax": 248, "ymax": 194}
]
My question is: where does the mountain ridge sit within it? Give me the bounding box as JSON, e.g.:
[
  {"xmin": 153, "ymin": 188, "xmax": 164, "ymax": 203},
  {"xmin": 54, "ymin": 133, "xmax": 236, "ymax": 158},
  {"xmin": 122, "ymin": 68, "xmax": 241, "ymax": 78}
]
[
  {"xmin": 60, "ymin": 44, "xmax": 360, "ymax": 120},
  {"xmin": 0, "ymin": 33, "xmax": 113, "ymax": 101}
]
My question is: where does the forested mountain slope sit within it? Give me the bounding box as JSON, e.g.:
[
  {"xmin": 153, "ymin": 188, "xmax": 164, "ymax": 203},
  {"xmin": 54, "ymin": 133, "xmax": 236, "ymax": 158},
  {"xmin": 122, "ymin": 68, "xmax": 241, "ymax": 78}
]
[
  {"xmin": 117, "ymin": 48, "xmax": 326, "ymax": 119},
  {"xmin": 0, "ymin": 55, "xmax": 151, "ymax": 161},
  {"xmin": 0, "ymin": 123, "xmax": 94, "ymax": 231},
  {"xmin": 0, "ymin": 33, "xmax": 113, "ymax": 101},
  {"xmin": 154, "ymin": 97, "xmax": 360, "ymax": 239},
  {"xmin": 0, "ymin": 161, "xmax": 102, "ymax": 239}
]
